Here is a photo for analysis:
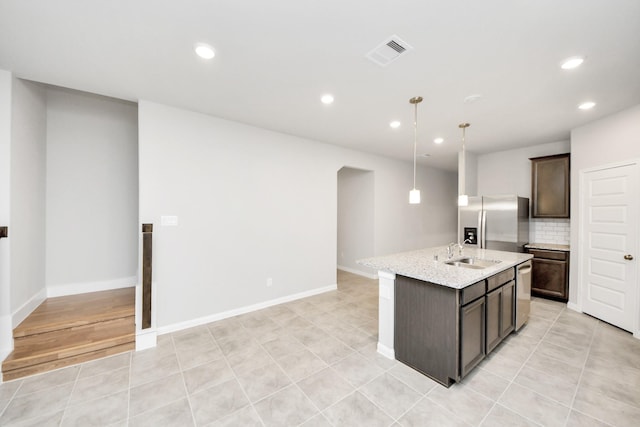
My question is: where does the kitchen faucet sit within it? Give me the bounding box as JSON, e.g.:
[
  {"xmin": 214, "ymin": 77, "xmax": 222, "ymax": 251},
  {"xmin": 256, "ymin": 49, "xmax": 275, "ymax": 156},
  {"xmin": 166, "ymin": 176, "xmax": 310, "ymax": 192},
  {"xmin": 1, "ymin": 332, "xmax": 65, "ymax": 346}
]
[
  {"xmin": 447, "ymin": 242, "xmax": 463, "ymax": 258},
  {"xmin": 447, "ymin": 240, "xmax": 473, "ymax": 258}
]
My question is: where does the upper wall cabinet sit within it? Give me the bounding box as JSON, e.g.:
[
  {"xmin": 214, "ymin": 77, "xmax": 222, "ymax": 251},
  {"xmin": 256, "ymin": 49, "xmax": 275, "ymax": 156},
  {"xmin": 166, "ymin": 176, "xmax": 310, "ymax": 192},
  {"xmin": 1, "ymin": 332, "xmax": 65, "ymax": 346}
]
[{"xmin": 530, "ymin": 153, "xmax": 570, "ymax": 218}]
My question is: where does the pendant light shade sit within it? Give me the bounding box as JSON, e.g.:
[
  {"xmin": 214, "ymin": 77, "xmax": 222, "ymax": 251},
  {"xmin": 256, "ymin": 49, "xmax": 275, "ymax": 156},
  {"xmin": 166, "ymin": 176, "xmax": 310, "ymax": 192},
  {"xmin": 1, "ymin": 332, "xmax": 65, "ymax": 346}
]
[
  {"xmin": 410, "ymin": 189, "xmax": 421, "ymax": 204},
  {"xmin": 457, "ymin": 123, "xmax": 470, "ymax": 206},
  {"xmin": 409, "ymin": 96, "xmax": 423, "ymax": 204}
]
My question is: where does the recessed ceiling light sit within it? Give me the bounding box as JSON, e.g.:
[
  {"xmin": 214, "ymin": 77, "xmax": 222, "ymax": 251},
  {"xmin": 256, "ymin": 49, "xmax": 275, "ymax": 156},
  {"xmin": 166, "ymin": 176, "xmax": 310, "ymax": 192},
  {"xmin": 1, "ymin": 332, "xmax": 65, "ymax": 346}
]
[
  {"xmin": 194, "ymin": 43, "xmax": 215, "ymax": 59},
  {"xmin": 321, "ymin": 94, "xmax": 334, "ymax": 105},
  {"xmin": 578, "ymin": 101, "xmax": 596, "ymax": 110},
  {"xmin": 463, "ymin": 94, "xmax": 482, "ymax": 104},
  {"xmin": 433, "ymin": 137, "xmax": 444, "ymax": 144},
  {"xmin": 390, "ymin": 121, "xmax": 401, "ymax": 129},
  {"xmin": 561, "ymin": 56, "xmax": 584, "ymax": 70}
]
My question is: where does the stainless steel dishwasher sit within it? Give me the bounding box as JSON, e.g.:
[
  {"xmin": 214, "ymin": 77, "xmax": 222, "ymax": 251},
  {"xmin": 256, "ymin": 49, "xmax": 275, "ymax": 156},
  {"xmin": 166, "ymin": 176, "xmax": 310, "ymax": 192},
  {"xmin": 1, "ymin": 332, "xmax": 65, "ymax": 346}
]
[{"xmin": 516, "ymin": 261, "xmax": 532, "ymax": 330}]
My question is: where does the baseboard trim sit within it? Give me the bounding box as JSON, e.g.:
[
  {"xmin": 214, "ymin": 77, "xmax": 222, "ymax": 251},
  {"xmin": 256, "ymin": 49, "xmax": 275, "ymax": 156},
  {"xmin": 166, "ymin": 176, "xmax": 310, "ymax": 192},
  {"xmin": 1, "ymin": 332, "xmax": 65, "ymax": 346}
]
[
  {"xmin": 47, "ymin": 276, "xmax": 137, "ymax": 298},
  {"xmin": 12, "ymin": 288, "xmax": 47, "ymax": 329},
  {"xmin": 567, "ymin": 302, "xmax": 581, "ymax": 313},
  {"xmin": 136, "ymin": 329, "xmax": 157, "ymax": 351},
  {"xmin": 157, "ymin": 283, "xmax": 338, "ymax": 335},
  {"xmin": 0, "ymin": 313, "xmax": 13, "ymax": 363},
  {"xmin": 377, "ymin": 342, "xmax": 395, "ymax": 360},
  {"xmin": 337, "ymin": 265, "xmax": 378, "ymax": 280}
]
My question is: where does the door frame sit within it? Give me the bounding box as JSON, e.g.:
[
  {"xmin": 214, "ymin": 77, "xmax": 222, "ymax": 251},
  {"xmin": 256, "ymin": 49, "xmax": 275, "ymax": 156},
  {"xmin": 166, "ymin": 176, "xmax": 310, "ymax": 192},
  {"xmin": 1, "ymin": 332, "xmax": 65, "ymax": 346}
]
[{"xmin": 577, "ymin": 158, "xmax": 640, "ymax": 338}]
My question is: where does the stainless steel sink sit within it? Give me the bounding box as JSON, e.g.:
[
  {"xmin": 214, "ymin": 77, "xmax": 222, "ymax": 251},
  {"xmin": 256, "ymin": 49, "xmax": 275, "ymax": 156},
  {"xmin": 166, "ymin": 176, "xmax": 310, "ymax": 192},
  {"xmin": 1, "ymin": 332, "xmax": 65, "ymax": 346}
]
[{"xmin": 445, "ymin": 257, "xmax": 501, "ymax": 270}]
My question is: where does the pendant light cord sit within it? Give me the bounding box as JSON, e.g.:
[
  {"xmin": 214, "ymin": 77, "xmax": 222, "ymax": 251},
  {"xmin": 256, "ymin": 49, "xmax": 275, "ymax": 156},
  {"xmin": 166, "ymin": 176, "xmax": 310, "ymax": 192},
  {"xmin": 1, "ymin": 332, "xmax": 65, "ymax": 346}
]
[
  {"xmin": 461, "ymin": 125, "xmax": 466, "ymax": 172},
  {"xmin": 413, "ymin": 101, "xmax": 418, "ymax": 190},
  {"xmin": 458, "ymin": 123, "xmax": 470, "ymax": 202}
]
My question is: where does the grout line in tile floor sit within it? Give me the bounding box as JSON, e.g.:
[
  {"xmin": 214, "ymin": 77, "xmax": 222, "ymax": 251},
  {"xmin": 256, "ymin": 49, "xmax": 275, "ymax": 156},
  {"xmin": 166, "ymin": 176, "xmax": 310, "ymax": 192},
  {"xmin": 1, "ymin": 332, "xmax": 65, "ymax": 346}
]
[
  {"xmin": 170, "ymin": 334, "xmax": 200, "ymax": 427},
  {"xmin": 126, "ymin": 351, "xmax": 133, "ymax": 425},
  {"xmin": 1, "ymin": 272, "xmax": 639, "ymax": 426},
  {"xmin": 57, "ymin": 362, "xmax": 80, "ymax": 426},
  {"xmin": 563, "ymin": 315, "xmax": 599, "ymax": 426},
  {"xmin": 477, "ymin": 302, "xmax": 564, "ymax": 427},
  {"xmin": 479, "ymin": 304, "xmax": 617, "ymax": 427}
]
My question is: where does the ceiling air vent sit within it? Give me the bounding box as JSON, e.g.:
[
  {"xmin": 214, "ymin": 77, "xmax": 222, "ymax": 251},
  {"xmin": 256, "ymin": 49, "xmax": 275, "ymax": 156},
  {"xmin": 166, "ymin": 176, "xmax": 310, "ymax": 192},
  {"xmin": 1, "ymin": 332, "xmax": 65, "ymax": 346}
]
[{"xmin": 366, "ymin": 35, "xmax": 413, "ymax": 67}]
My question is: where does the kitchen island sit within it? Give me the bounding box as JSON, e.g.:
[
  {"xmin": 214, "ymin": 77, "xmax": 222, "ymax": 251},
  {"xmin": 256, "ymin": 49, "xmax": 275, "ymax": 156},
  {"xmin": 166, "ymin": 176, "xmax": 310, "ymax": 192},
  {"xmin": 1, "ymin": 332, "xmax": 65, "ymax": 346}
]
[{"xmin": 358, "ymin": 246, "xmax": 532, "ymax": 386}]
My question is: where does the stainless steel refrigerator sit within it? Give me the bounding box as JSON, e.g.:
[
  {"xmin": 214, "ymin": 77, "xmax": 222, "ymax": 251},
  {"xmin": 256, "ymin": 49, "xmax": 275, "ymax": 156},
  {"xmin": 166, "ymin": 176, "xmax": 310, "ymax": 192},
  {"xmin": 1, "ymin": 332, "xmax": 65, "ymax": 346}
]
[{"xmin": 458, "ymin": 195, "xmax": 529, "ymax": 253}]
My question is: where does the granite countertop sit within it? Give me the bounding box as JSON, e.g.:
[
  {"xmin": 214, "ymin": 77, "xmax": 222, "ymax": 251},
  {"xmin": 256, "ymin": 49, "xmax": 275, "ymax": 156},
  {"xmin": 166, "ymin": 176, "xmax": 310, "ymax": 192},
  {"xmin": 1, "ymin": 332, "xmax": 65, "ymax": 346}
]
[
  {"xmin": 357, "ymin": 246, "xmax": 532, "ymax": 289},
  {"xmin": 525, "ymin": 243, "xmax": 570, "ymax": 251}
]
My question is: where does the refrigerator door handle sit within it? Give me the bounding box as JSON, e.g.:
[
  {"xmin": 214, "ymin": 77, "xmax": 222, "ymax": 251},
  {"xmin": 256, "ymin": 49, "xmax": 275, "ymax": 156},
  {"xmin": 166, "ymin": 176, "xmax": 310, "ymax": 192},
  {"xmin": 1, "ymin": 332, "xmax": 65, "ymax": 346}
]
[
  {"xmin": 477, "ymin": 210, "xmax": 483, "ymax": 248},
  {"xmin": 481, "ymin": 210, "xmax": 487, "ymax": 248}
]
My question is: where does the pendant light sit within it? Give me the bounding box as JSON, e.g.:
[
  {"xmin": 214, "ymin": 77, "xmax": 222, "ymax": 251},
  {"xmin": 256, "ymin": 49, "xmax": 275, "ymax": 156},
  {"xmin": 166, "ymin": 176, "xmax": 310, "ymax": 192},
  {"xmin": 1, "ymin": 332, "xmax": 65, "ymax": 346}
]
[
  {"xmin": 458, "ymin": 123, "xmax": 470, "ymax": 206},
  {"xmin": 409, "ymin": 96, "xmax": 423, "ymax": 204}
]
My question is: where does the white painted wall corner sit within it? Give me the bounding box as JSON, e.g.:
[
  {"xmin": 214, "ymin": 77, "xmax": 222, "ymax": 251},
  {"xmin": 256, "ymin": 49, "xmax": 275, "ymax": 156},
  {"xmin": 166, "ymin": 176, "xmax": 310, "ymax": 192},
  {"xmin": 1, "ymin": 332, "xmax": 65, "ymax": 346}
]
[
  {"xmin": 12, "ymin": 288, "xmax": 47, "ymax": 329},
  {"xmin": 0, "ymin": 314, "xmax": 13, "ymax": 364},
  {"xmin": 337, "ymin": 265, "xmax": 378, "ymax": 280},
  {"xmin": 156, "ymin": 283, "xmax": 338, "ymax": 336},
  {"xmin": 46, "ymin": 276, "xmax": 136, "ymax": 298},
  {"xmin": 135, "ymin": 282, "xmax": 157, "ymax": 351}
]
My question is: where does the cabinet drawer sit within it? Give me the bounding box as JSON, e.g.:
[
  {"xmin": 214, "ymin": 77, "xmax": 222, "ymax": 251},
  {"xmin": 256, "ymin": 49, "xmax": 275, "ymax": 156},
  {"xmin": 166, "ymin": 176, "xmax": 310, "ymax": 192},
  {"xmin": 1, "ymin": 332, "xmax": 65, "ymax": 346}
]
[
  {"xmin": 462, "ymin": 280, "xmax": 486, "ymax": 305},
  {"xmin": 529, "ymin": 249, "xmax": 568, "ymax": 261},
  {"xmin": 487, "ymin": 268, "xmax": 515, "ymax": 292}
]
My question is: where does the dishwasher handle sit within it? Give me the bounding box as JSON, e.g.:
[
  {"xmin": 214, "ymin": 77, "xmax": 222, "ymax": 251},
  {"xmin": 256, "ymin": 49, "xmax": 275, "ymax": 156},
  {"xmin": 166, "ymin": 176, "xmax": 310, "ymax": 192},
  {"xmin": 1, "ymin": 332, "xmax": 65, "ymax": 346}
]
[{"xmin": 517, "ymin": 265, "xmax": 532, "ymax": 274}]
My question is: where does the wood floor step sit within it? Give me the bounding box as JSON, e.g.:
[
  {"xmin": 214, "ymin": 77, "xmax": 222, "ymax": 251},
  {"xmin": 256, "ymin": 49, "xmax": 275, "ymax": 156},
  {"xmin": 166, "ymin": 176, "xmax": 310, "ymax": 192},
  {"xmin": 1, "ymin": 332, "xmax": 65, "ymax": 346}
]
[
  {"xmin": 1, "ymin": 342, "xmax": 134, "ymax": 382},
  {"xmin": 3, "ymin": 316, "xmax": 135, "ymax": 372},
  {"xmin": 13, "ymin": 287, "xmax": 135, "ymax": 338}
]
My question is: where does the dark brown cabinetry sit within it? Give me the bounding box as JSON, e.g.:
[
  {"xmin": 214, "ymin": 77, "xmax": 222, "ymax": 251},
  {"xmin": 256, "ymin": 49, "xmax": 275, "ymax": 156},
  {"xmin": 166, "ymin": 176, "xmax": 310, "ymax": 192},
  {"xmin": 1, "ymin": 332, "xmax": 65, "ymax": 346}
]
[
  {"xmin": 530, "ymin": 153, "xmax": 570, "ymax": 218},
  {"xmin": 460, "ymin": 293, "xmax": 486, "ymax": 378},
  {"xmin": 486, "ymin": 270, "xmax": 515, "ymax": 353},
  {"xmin": 395, "ymin": 267, "xmax": 517, "ymax": 387},
  {"xmin": 394, "ymin": 275, "xmax": 458, "ymax": 386},
  {"xmin": 500, "ymin": 281, "xmax": 515, "ymax": 336},
  {"xmin": 528, "ymin": 248, "xmax": 569, "ymax": 301}
]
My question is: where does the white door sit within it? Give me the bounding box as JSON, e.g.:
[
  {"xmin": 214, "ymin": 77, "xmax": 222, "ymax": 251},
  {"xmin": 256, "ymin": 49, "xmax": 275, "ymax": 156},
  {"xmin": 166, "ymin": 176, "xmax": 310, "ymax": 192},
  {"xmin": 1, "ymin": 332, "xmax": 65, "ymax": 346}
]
[{"xmin": 581, "ymin": 162, "xmax": 638, "ymax": 332}]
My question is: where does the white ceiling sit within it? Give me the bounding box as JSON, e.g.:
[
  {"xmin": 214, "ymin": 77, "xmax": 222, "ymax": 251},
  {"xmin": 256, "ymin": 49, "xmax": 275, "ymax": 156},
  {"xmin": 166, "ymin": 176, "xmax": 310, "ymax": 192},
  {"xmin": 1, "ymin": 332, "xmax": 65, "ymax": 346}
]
[{"xmin": 1, "ymin": 0, "xmax": 639, "ymax": 170}]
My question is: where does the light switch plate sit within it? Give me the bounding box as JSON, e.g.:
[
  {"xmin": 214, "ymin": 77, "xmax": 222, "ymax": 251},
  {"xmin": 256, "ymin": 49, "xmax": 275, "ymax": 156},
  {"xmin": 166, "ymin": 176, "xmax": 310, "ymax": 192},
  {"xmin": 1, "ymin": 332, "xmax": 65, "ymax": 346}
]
[{"xmin": 161, "ymin": 215, "xmax": 178, "ymax": 226}]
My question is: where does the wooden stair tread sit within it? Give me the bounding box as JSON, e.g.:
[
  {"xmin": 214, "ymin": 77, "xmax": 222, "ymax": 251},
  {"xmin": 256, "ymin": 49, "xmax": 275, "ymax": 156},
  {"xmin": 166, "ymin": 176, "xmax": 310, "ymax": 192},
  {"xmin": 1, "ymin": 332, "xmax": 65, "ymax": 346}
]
[
  {"xmin": 1, "ymin": 342, "xmax": 135, "ymax": 382},
  {"xmin": 2, "ymin": 288, "xmax": 136, "ymax": 381},
  {"xmin": 13, "ymin": 287, "xmax": 135, "ymax": 338},
  {"xmin": 11, "ymin": 316, "xmax": 134, "ymax": 354},
  {"xmin": 3, "ymin": 331, "xmax": 135, "ymax": 371}
]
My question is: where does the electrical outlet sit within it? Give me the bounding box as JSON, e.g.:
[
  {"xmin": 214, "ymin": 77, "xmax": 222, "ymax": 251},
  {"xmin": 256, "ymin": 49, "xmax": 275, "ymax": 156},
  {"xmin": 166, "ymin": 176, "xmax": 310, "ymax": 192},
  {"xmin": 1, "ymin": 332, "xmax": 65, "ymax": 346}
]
[{"xmin": 266, "ymin": 277, "xmax": 273, "ymax": 287}]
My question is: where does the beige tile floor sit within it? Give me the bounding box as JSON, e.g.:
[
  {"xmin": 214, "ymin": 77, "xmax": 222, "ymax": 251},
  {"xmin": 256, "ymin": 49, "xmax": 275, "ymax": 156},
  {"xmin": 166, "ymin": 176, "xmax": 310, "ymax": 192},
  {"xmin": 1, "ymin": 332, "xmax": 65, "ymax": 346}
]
[{"xmin": 1, "ymin": 270, "xmax": 639, "ymax": 426}]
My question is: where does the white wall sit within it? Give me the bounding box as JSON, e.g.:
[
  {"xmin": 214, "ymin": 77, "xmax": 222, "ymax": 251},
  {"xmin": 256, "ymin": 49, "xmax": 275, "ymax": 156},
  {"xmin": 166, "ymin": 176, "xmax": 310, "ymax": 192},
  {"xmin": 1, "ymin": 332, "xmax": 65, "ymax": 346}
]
[
  {"xmin": 45, "ymin": 87, "xmax": 138, "ymax": 294},
  {"xmin": 477, "ymin": 140, "xmax": 570, "ymax": 197},
  {"xmin": 337, "ymin": 167, "xmax": 374, "ymax": 275},
  {"xmin": 477, "ymin": 140, "xmax": 571, "ymax": 244},
  {"xmin": 139, "ymin": 101, "xmax": 457, "ymax": 329},
  {"xmin": 0, "ymin": 70, "xmax": 12, "ymax": 358},
  {"xmin": 372, "ymin": 162, "xmax": 457, "ymax": 256},
  {"xmin": 9, "ymin": 78, "xmax": 47, "ymax": 314},
  {"xmin": 569, "ymin": 104, "xmax": 640, "ymax": 307}
]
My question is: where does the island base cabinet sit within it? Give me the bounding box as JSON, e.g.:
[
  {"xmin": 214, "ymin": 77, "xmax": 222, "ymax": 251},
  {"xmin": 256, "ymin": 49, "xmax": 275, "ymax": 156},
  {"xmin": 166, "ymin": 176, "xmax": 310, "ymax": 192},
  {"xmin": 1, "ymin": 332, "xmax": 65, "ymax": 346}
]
[
  {"xmin": 486, "ymin": 280, "xmax": 516, "ymax": 354},
  {"xmin": 394, "ymin": 275, "xmax": 458, "ymax": 387},
  {"xmin": 460, "ymin": 297, "xmax": 486, "ymax": 378},
  {"xmin": 394, "ymin": 268, "xmax": 518, "ymax": 387},
  {"xmin": 501, "ymin": 281, "xmax": 516, "ymax": 337},
  {"xmin": 486, "ymin": 289, "xmax": 501, "ymax": 353}
]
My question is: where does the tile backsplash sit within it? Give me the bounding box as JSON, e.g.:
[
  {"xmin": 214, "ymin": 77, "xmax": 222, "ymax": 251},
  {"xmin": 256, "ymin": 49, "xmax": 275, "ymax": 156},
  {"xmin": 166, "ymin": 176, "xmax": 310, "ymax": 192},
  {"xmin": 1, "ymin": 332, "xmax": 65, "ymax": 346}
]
[{"xmin": 530, "ymin": 218, "xmax": 570, "ymax": 245}]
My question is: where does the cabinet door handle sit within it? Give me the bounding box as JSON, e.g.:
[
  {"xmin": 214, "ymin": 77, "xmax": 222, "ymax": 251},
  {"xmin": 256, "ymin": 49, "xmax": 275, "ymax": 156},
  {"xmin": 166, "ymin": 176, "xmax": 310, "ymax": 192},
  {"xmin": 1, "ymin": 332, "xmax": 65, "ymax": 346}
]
[{"xmin": 624, "ymin": 254, "xmax": 634, "ymax": 260}]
